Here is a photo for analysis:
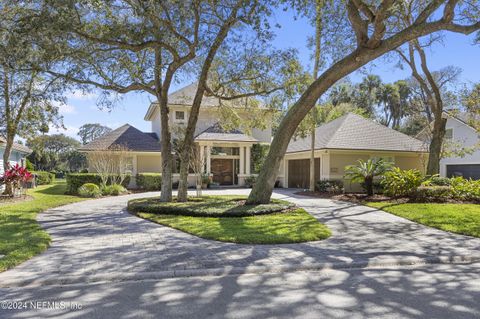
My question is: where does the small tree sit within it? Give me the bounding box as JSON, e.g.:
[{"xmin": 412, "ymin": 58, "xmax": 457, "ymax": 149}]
[
  {"xmin": 86, "ymin": 145, "xmax": 130, "ymax": 187},
  {"xmin": 344, "ymin": 158, "xmax": 391, "ymax": 196}
]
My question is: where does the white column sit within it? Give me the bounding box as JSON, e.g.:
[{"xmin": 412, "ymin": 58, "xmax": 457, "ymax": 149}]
[
  {"xmin": 239, "ymin": 146, "xmax": 245, "ymax": 175},
  {"xmin": 321, "ymin": 152, "xmax": 330, "ymax": 180},
  {"xmin": 199, "ymin": 144, "xmax": 205, "ymax": 173},
  {"xmin": 245, "ymin": 146, "xmax": 251, "ymax": 175},
  {"xmin": 206, "ymin": 145, "xmax": 211, "ymax": 174}
]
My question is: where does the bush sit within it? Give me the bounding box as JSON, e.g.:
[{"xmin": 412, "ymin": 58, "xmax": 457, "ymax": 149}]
[
  {"xmin": 427, "ymin": 175, "xmax": 452, "ymax": 186},
  {"xmin": 101, "ymin": 184, "xmax": 127, "ymax": 196},
  {"xmin": 381, "ymin": 168, "xmax": 423, "ymax": 197},
  {"xmin": 33, "ymin": 171, "xmax": 55, "ymax": 185},
  {"xmin": 25, "ymin": 159, "xmax": 34, "ymax": 171},
  {"xmin": 136, "ymin": 173, "xmax": 162, "ymax": 191},
  {"xmin": 316, "ymin": 180, "xmax": 343, "ymax": 193},
  {"xmin": 66, "ymin": 173, "xmax": 130, "ymax": 194},
  {"xmin": 245, "ymin": 175, "xmax": 257, "ymax": 188},
  {"xmin": 78, "ymin": 183, "xmax": 102, "ymax": 198},
  {"xmin": 449, "ymin": 177, "xmax": 480, "ymax": 202},
  {"xmin": 415, "ymin": 186, "xmax": 452, "ymax": 202}
]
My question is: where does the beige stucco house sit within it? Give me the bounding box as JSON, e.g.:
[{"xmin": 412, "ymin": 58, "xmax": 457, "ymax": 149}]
[
  {"xmin": 80, "ymin": 83, "xmax": 272, "ymax": 187},
  {"xmin": 80, "ymin": 83, "xmax": 428, "ymax": 190}
]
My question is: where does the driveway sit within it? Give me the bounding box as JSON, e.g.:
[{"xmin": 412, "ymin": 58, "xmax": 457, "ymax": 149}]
[{"xmin": 1, "ymin": 189, "xmax": 479, "ymax": 287}]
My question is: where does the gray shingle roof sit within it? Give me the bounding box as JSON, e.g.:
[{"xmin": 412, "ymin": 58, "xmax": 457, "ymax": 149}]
[
  {"xmin": 195, "ymin": 123, "xmax": 258, "ymax": 143},
  {"xmin": 0, "ymin": 137, "xmax": 32, "ymax": 154},
  {"xmin": 79, "ymin": 124, "xmax": 161, "ymax": 152},
  {"xmin": 287, "ymin": 113, "xmax": 427, "ymax": 153}
]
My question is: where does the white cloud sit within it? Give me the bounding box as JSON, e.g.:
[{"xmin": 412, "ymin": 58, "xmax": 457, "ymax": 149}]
[
  {"xmin": 67, "ymin": 90, "xmax": 98, "ymax": 101},
  {"xmin": 48, "ymin": 124, "xmax": 80, "ymax": 139},
  {"xmin": 57, "ymin": 103, "xmax": 77, "ymax": 114}
]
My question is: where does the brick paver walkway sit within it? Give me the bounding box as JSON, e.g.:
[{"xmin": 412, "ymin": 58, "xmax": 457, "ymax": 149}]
[{"xmin": 1, "ymin": 189, "xmax": 479, "ymax": 287}]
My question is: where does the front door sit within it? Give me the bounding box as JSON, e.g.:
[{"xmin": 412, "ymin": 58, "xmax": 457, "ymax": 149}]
[{"xmin": 211, "ymin": 159, "xmax": 234, "ymax": 185}]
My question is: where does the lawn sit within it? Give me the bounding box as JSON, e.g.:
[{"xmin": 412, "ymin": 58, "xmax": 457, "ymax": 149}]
[
  {"xmin": 0, "ymin": 180, "xmax": 86, "ymax": 272},
  {"xmin": 367, "ymin": 202, "xmax": 480, "ymax": 238},
  {"xmin": 129, "ymin": 196, "xmax": 331, "ymax": 244}
]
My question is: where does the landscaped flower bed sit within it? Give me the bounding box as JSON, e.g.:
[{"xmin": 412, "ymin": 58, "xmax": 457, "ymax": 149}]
[{"xmin": 127, "ymin": 195, "xmax": 331, "ymax": 244}]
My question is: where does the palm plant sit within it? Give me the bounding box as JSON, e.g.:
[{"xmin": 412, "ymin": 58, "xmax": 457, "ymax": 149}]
[{"xmin": 345, "ymin": 158, "xmax": 392, "ymax": 196}]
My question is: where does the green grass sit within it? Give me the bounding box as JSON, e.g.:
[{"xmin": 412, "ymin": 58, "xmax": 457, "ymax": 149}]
[
  {"xmin": 0, "ymin": 180, "xmax": 86, "ymax": 272},
  {"xmin": 130, "ymin": 195, "xmax": 331, "ymax": 244},
  {"xmin": 128, "ymin": 195, "xmax": 293, "ymax": 217},
  {"xmin": 366, "ymin": 202, "xmax": 480, "ymax": 238}
]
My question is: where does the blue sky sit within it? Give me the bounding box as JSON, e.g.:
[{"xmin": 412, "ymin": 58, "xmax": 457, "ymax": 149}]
[{"xmin": 53, "ymin": 9, "xmax": 480, "ymax": 140}]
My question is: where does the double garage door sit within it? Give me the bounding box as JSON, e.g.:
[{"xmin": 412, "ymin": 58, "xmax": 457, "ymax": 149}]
[
  {"xmin": 288, "ymin": 158, "xmax": 320, "ymax": 188},
  {"xmin": 446, "ymin": 164, "xmax": 480, "ymax": 180}
]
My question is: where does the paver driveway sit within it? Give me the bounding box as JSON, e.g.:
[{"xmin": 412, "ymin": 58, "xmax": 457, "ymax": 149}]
[{"xmin": 1, "ymin": 189, "xmax": 479, "ymax": 287}]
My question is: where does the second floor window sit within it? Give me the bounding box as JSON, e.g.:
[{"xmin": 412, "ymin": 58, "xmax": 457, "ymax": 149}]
[{"xmin": 175, "ymin": 111, "xmax": 185, "ymax": 121}]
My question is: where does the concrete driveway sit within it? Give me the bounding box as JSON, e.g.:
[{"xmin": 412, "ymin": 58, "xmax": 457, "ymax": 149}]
[{"xmin": 1, "ymin": 189, "xmax": 479, "ymax": 287}]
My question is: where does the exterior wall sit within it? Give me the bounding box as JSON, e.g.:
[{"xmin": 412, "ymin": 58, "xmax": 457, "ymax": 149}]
[
  {"xmin": 136, "ymin": 154, "xmax": 162, "ymax": 173},
  {"xmin": 0, "ymin": 147, "xmax": 28, "ymax": 191},
  {"xmin": 281, "ymin": 149, "xmax": 427, "ymax": 192},
  {"xmin": 151, "ymin": 107, "xmax": 161, "ymax": 136},
  {"xmin": 440, "ymin": 117, "xmax": 480, "ymax": 177}
]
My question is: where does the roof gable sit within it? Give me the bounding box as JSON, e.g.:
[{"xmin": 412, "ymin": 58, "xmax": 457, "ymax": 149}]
[
  {"xmin": 0, "ymin": 137, "xmax": 32, "ymax": 154},
  {"xmin": 287, "ymin": 113, "xmax": 427, "ymax": 153},
  {"xmin": 195, "ymin": 123, "xmax": 258, "ymax": 143}
]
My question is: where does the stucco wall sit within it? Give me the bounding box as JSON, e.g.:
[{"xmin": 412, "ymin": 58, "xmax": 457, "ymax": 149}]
[
  {"xmin": 137, "ymin": 155, "xmax": 162, "ymax": 173},
  {"xmin": 440, "ymin": 117, "xmax": 480, "ymax": 176}
]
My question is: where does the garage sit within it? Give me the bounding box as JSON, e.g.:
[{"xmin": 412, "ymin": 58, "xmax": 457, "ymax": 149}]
[
  {"xmin": 446, "ymin": 164, "xmax": 480, "ymax": 180},
  {"xmin": 288, "ymin": 158, "xmax": 320, "ymax": 188}
]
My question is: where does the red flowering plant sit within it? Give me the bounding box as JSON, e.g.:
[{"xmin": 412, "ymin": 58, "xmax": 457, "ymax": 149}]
[{"xmin": 0, "ymin": 164, "xmax": 33, "ymax": 196}]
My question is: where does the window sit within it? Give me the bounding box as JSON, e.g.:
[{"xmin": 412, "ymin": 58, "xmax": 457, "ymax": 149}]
[
  {"xmin": 445, "ymin": 128, "xmax": 453, "ymax": 140},
  {"xmin": 175, "ymin": 111, "xmax": 185, "ymax": 121}
]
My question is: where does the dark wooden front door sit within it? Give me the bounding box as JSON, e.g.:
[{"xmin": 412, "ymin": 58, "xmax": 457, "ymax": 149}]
[
  {"xmin": 288, "ymin": 158, "xmax": 320, "ymax": 188},
  {"xmin": 211, "ymin": 159, "xmax": 234, "ymax": 185}
]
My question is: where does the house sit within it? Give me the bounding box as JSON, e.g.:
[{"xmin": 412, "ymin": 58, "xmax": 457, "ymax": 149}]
[
  {"xmin": 277, "ymin": 113, "xmax": 428, "ymax": 191},
  {"xmin": 80, "ymin": 83, "xmax": 272, "ymax": 187},
  {"xmin": 0, "ymin": 137, "xmax": 32, "ymax": 191},
  {"xmin": 438, "ymin": 113, "xmax": 479, "ymax": 179}
]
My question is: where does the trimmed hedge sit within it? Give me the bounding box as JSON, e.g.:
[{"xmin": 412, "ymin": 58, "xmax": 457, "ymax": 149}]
[
  {"xmin": 128, "ymin": 195, "xmax": 294, "ymax": 217},
  {"xmin": 66, "ymin": 173, "xmax": 130, "ymax": 194},
  {"xmin": 33, "ymin": 171, "xmax": 55, "ymax": 185},
  {"xmin": 415, "ymin": 186, "xmax": 452, "ymax": 202},
  {"xmin": 136, "ymin": 173, "xmax": 162, "ymax": 191}
]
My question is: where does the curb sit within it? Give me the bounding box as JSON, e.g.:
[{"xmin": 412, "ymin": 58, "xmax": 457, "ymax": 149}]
[{"xmin": 2, "ymin": 254, "xmax": 480, "ymax": 288}]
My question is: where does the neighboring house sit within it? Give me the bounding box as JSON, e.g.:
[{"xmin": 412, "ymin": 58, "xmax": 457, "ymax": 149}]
[
  {"xmin": 80, "ymin": 83, "xmax": 272, "ymax": 187},
  {"xmin": 278, "ymin": 113, "xmax": 428, "ymax": 191},
  {"xmin": 0, "ymin": 137, "xmax": 32, "ymax": 191},
  {"xmin": 435, "ymin": 113, "xmax": 479, "ymax": 179}
]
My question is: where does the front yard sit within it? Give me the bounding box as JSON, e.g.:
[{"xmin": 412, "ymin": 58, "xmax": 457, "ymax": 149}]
[
  {"xmin": 0, "ymin": 180, "xmax": 86, "ymax": 272},
  {"xmin": 128, "ymin": 196, "xmax": 331, "ymax": 244},
  {"xmin": 367, "ymin": 202, "xmax": 480, "ymax": 238}
]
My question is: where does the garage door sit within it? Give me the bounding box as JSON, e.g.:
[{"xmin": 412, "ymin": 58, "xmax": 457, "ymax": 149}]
[
  {"xmin": 446, "ymin": 164, "xmax": 480, "ymax": 180},
  {"xmin": 288, "ymin": 158, "xmax": 320, "ymax": 188}
]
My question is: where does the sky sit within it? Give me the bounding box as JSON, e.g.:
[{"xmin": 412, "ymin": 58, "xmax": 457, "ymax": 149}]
[{"xmin": 52, "ymin": 8, "xmax": 480, "ymax": 140}]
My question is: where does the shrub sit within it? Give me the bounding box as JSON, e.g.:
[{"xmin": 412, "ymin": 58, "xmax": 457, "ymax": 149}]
[
  {"xmin": 136, "ymin": 173, "xmax": 162, "ymax": 191},
  {"xmin": 33, "ymin": 171, "xmax": 55, "ymax": 185},
  {"xmin": 415, "ymin": 186, "xmax": 452, "ymax": 202},
  {"xmin": 427, "ymin": 175, "xmax": 452, "ymax": 186},
  {"xmin": 245, "ymin": 175, "xmax": 257, "ymax": 188},
  {"xmin": 449, "ymin": 177, "xmax": 480, "ymax": 202},
  {"xmin": 66, "ymin": 173, "xmax": 130, "ymax": 194},
  {"xmin": 78, "ymin": 183, "xmax": 102, "ymax": 198},
  {"xmin": 102, "ymin": 184, "xmax": 127, "ymax": 196},
  {"xmin": 316, "ymin": 180, "xmax": 343, "ymax": 193},
  {"xmin": 25, "ymin": 159, "xmax": 35, "ymax": 171},
  {"xmin": 344, "ymin": 158, "xmax": 392, "ymax": 196},
  {"xmin": 381, "ymin": 168, "xmax": 423, "ymax": 197}
]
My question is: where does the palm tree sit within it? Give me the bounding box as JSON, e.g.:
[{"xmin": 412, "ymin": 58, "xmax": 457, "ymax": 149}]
[{"xmin": 344, "ymin": 158, "xmax": 391, "ymax": 196}]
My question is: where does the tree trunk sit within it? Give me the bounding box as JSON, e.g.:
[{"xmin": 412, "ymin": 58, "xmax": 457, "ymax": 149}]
[
  {"xmin": 2, "ymin": 135, "xmax": 14, "ymax": 196},
  {"xmin": 177, "ymin": 148, "xmax": 190, "ymax": 202},
  {"xmin": 426, "ymin": 115, "xmax": 446, "ymax": 175},
  {"xmin": 309, "ymin": 128, "xmax": 316, "ymax": 192},
  {"xmin": 365, "ymin": 177, "xmax": 373, "ymax": 196}
]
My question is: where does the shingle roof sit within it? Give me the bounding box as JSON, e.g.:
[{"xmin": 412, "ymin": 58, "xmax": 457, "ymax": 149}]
[
  {"xmin": 0, "ymin": 137, "xmax": 32, "ymax": 154},
  {"xmin": 79, "ymin": 124, "xmax": 161, "ymax": 152},
  {"xmin": 195, "ymin": 123, "xmax": 258, "ymax": 143},
  {"xmin": 286, "ymin": 113, "xmax": 427, "ymax": 153}
]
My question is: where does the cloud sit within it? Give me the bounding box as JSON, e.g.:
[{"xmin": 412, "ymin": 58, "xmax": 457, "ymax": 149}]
[
  {"xmin": 48, "ymin": 124, "xmax": 80, "ymax": 139},
  {"xmin": 57, "ymin": 103, "xmax": 77, "ymax": 114},
  {"xmin": 67, "ymin": 90, "xmax": 98, "ymax": 101}
]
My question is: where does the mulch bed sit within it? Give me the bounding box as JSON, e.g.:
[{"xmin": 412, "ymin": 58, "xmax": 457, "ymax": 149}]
[{"xmin": 295, "ymin": 191, "xmax": 477, "ymax": 204}]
